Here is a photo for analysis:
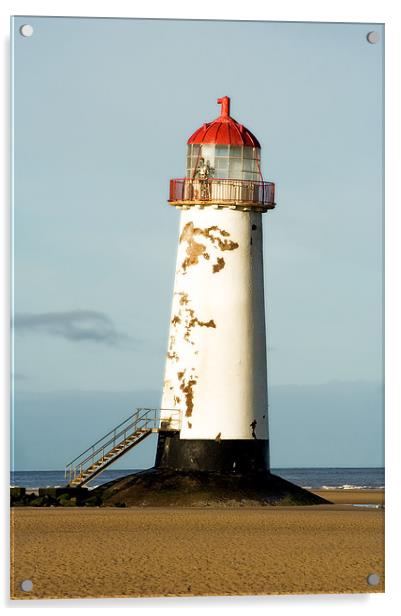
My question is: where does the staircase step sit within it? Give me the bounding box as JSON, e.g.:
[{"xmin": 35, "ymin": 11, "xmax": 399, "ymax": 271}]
[{"xmin": 65, "ymin": 414, "xmax": 170, "ymax": 486}]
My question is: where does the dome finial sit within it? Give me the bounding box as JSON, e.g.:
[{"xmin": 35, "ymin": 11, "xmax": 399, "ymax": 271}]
[
  {"xmin": 187, "ymin": 96, "xmax": 260, "ymax": 147},
  {"xmin": 217, "ymin": 96, "xmax": 230, "ymax": 118}
]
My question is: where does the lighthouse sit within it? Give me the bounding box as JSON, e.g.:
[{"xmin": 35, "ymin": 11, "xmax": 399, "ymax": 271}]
[
  {"xmin": 85, "ymin": 97, "xmax": 329, "ymax": 505},
  {"xmin": 156, "ymin": 97, "xmax": 275, "ymax": 473}
]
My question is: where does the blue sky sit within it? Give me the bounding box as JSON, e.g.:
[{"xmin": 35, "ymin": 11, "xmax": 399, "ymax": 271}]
[{"xmin": 11, "ymin": 17, "xmax": 384, "ymax": 470}]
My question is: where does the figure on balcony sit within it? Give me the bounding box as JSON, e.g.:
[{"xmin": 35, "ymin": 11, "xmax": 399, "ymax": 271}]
[
  {"xmin": 195, "ymin": 157, "xmax": 215, "ymax": 200},
  {"xmin": 195, "ymin": 157, "xmax": 214, "ymax": 180}
]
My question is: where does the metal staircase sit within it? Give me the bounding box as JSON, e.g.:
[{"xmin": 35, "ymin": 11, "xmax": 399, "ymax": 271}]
[{"xmin": 65, "ymin": 408, "xmax": 181, "ymax": 488}]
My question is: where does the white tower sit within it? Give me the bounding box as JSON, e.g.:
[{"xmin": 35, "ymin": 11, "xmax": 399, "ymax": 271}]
[{"xmin": 156, "ymin": 97, "xmax": 275, "ymax": 473}]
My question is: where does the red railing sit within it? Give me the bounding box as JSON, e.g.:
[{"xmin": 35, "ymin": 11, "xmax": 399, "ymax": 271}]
[{"xmin": 169, "ymin": 178, "xmax": 275, "ymax": 209}]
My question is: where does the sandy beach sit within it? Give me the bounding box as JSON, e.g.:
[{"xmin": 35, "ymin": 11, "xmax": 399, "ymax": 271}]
[{"xmin": 10, "ymin": 489, "xmax": 384, "ymax": 599}]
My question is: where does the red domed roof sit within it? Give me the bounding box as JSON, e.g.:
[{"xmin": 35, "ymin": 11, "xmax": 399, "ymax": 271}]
[{"xmin": 187, "ymin": 97, "xmax": 261, "ymax": 148}]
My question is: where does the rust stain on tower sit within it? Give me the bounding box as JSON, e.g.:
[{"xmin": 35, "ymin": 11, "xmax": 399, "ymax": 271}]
[
  {"xmin": 180, "ymin": 377, "xmax": 197, "ymax": 417},
  {"xmin": 180, "ymin": 222, "xmax": 239, "ymax": 273},
  {"xmin": 212, "ymin": 257, "xmax": 225, "ymax": 273}
]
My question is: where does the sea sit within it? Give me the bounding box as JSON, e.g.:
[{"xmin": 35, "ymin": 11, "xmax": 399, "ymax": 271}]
[{"xmin": 10, "ymin": 467, "xmax": 385, "ymax": 491}]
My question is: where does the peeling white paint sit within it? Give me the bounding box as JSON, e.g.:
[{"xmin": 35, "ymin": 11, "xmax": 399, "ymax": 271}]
[{"xmin": 161, "ymin": 207, "xmax": 268, "ymax": 441}]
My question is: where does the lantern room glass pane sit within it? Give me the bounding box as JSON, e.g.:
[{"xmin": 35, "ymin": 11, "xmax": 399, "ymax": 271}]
[
  {"xmin": 201, "ymin": 145, "xmax": 214, "ymax": 158},
  {"xmin": 242, "ymin": 171, "xmax": 257, "ymax": 180},
  {"xmin": 215, "ymin": 158, "xmax": 229, "ymax": 169},
  {"xmin": 243, "ymin": 158, "xmax": 256, "ymax": 172},
  {"xmin": 229, "ymin": 159, "xmax": 242, "ymax": 177},
  {"xmin": 243, "ymin": 147, "xmax": 256, "ymax": 158},
  {"xmin": 229, "ymin": 146, "xmax": 242, "ymax": 158}
]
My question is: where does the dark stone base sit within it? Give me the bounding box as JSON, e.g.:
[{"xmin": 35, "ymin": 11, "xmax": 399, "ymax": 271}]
[
  {"xmin": 155, "ymin": 432, "xmax": 269, "ymax": 473},
  {"xmin": 10, "ymin": 486, "xmax": 91, "ymax": 507},
  {"xmin": 92, "ymin": 467, "xmax": 332, "ymax": 507}
]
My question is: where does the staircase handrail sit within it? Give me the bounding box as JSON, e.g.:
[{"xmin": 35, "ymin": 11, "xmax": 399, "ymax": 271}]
[
  {"xmin": 65, "ymin": 407, "xmax": 180, "ymax": 479},
  {"xmin": 65, "ymin": 408, "xmax": 141, "ymax": 468},
  {"xmin": 67, "ymin": 408, "xmax": 151, "ymax": 475}
]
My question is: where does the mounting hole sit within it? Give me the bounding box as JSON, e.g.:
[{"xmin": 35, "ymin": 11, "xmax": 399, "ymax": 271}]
[
  {"xmin": 20, "ymin": 579, "xmax": 33, "ymax": 592},
  {"xmin": 367, "ymin": 31, "xmax": 379, "ymax": 44},
  {"xmin": 20, "ymin": 24, "xmax": 34, "ymax": 37},
  {"xmin": 367, "ymin": 573, "xmax": 380, "ymax": 586}
]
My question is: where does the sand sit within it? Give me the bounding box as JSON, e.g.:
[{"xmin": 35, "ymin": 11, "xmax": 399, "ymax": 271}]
[
  {"xmin": 314, "ymin": 489, "xmax": 385, "ymax": 505},
  {"xmin": 10, "ymin": 489, "xmax": 384, "ymax": 599}
]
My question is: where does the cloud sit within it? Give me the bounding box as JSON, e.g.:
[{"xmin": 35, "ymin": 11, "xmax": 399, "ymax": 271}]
[
  {"xmin": 13, "ymin": 310, "xmax": 130, "ymax": 346},
  {"xmin": 13, "ymin": 373, "xmax": 28, "ymax": 381}
]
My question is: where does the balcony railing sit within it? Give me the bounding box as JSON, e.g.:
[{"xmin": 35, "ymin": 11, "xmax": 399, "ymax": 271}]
[{"xmin": 169, "ymin": 178, "xmax": 275, "ymax": 210}]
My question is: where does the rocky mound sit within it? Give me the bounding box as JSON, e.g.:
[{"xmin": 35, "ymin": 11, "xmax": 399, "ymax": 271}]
[{"xmin": 91, "ymin": 468, "xmax": 332, "ymax": 507}]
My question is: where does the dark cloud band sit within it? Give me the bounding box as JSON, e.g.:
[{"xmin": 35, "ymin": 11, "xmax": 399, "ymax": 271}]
[{"xmin": 13, "ymin": 310, "xmax": 129, "ymax": 346}]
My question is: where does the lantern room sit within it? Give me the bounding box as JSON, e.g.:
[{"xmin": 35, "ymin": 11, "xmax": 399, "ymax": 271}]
[
  {"xmin": 186, "ymin": 97, "xmax": 262, "ymax": 181},
  {"xmin": 187, "ymin": 144, "xmax": 261, "ymax": 181},
  {"xmin": 169, "ymin": 96, "xmax": 275, "ymax": 211}
]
